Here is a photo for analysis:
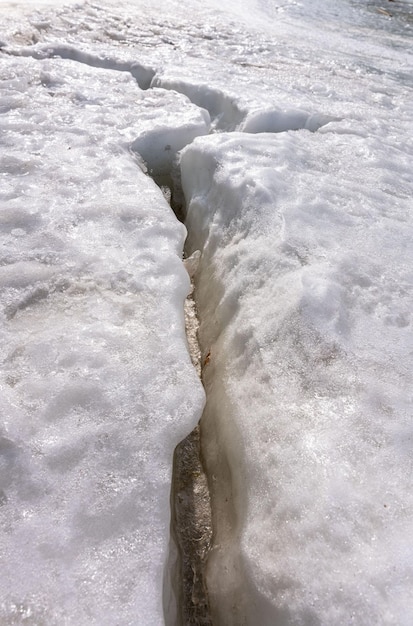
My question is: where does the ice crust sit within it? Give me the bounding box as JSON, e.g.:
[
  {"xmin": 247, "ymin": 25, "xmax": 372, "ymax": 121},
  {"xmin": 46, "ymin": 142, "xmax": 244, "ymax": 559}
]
[
  {"xmin": 180, "ymin": 130, "xmax": 413, "ymax": 624},
  {"xmin": 0, "ymin": 56, "xmax": 204, "ymax": 624}
]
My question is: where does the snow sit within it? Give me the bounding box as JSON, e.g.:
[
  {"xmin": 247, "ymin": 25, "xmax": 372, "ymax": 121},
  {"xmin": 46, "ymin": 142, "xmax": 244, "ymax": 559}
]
[
  {"xmin": 1, "ymin": 0, "xmax": 413, "ymax": 624},
  {"xmin": 181, "ymin": 130, "xmax": 413, "ymax": 624},
  {"xmin": 0, "ymin": 53, "xmax": 204, "ymax": 624}
]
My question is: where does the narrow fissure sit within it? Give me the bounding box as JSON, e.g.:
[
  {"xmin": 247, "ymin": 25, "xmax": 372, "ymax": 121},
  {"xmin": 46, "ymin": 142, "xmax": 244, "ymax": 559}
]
[
  {"xmin": 134, "ymin": 93, "xmax": 334, "ymax": 621},
  {"xmin": 171, "ymin": 414, "xmax": 213, "ymax": 626},
  {"xmin": 172, "ymin": 230, "xmax": 213, "ymax": 626},
  {"xmin": 4, "ymin": 44, "xmax": 338, "ymax": 135},
  {"xmin": 146, "ymin": 162, "xmax": 213, "ymax": 624}
]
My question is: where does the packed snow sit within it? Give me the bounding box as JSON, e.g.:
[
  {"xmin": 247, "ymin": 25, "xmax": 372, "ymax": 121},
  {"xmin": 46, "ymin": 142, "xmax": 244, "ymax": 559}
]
[{"xmin": 1, "ymin": 0, "xmax": 412, "ymax": 624}]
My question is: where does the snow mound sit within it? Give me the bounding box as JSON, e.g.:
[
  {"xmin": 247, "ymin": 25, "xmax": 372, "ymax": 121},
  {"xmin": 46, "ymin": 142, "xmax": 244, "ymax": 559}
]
[{"xmin": 180, "ymin": 131, "xmax": 413, "ymax": 626}]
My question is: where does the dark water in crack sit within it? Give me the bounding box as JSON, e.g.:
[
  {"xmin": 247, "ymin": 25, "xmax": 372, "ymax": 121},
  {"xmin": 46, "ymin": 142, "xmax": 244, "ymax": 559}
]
[{"xmin": 172, "ymin": 424, "xmax": 213, "ymax": 626}]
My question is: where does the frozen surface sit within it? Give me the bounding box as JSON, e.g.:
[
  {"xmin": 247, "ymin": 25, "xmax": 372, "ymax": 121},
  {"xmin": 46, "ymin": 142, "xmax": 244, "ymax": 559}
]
[
  {"xmin": 0, "ymin": 55, "xmax": 204, "ymax": 624},
  {"xmin": 0, "ymin": 0, "xmax": 413, "ymax": 624}
]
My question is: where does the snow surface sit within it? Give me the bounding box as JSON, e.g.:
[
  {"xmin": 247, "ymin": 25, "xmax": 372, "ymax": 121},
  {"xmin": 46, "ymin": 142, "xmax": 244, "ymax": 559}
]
[
  {"xmin": 1, "ymin": 0, "xmax": 413, "ymax": 624},
  {"xmin": 0, "ymin": 0, "xmax": 75, "ymax": 17},
  {"xmin": 181, "ymin": 130, "xmax": 413, "ymax": 625},
  {"xmin": 0, "ymin": 52, "xmax": 204, "ymax": 624}
]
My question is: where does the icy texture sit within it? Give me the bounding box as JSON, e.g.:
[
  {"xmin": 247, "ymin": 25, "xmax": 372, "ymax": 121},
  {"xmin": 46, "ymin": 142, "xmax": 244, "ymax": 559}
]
[
  {"xmin": 181, "ymin": 129, "xmax": 413, "ymax": 625},
  {"xmin": 0, "ymin": 56, "xmax": 204, "ymax": 624}
]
